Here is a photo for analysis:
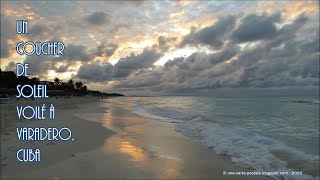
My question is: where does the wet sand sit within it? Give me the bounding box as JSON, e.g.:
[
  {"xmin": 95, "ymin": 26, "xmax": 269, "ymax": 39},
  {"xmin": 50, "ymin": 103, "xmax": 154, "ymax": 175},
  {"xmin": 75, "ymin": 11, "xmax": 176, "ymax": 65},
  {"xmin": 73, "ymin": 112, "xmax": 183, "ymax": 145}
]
[{"xmin": 1, "ymin": 97, "xmax": 271, "ymax": 179}]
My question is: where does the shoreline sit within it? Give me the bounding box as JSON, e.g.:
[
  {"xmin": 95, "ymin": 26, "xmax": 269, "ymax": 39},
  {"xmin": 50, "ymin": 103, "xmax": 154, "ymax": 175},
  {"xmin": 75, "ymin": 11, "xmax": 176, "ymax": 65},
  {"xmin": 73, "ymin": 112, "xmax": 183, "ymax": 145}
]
[
  {"xmin": 1, "ymin": 96, "xmax": 272, "ymax": 179},
  {"xmin": 1, "ymin": 96, "xmax": 114, "ymax": 178},
  {"xmin": 100, "ymin": 98, "xmax": 273, "ymax": 179}
]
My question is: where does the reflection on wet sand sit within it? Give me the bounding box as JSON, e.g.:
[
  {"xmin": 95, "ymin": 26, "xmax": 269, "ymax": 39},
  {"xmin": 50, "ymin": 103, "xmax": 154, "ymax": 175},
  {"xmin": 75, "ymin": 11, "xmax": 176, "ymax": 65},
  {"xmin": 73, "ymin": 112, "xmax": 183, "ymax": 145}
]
[
  {"xmin": 161, "ymin": 161, "xmax": 180, "ymax": 178},
  {"xmin": 102, "ymin": 135, "xmax": 181, "ymax": 178},
  {"xmin": 100, "ymin": 99, "xmax": 181, "ymax": 178},
  {"xmin": 119, "ymin": 140, "xmax": 146, "ymax": 162},
  {"xmin": 99, "ymin": 98, "xmax": 270, "ymax": 179},
  {"xmin": 101, "ymin": 99, "xmax": 141, "ymax": 132}
]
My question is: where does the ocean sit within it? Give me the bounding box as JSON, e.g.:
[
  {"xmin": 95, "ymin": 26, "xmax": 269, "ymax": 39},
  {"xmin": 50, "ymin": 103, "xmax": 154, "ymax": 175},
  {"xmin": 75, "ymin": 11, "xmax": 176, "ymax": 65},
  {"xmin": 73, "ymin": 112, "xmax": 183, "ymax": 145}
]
[{"xmin": 120, "ymin": 95, "xmax": 319, "ymax": 179}]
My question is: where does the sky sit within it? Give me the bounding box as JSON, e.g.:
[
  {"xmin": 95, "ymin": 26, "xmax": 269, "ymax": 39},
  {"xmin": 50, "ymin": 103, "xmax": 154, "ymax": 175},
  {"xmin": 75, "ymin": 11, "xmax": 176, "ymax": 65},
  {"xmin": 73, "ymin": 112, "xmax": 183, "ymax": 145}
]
[{"xmin": 1, "ymin": 0, "xmax": 319, "ymax": 95}]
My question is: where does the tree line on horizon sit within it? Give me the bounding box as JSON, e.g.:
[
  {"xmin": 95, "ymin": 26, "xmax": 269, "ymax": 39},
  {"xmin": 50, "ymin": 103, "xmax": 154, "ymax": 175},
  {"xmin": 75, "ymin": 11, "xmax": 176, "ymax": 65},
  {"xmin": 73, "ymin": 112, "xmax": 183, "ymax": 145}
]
[{"xmin": 0, "ymin": 69, "xmax": 124, "ymax": 97}]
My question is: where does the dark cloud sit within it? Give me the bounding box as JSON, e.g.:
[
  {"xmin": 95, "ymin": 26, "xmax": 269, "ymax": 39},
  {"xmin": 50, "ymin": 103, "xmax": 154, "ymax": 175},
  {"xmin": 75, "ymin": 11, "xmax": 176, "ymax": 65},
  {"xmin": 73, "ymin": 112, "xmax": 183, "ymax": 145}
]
[
  {"xmin": 208, "ymin": 45, "xmax": 239, "ymax": 64},
  {"xmin": 111, "ymin": 14, "xmax": 318, "ymax": 93},
  {"xmin": 1, "ymin": 0, "xmax": 318, "ymax": 95},
  {"xmin": 113, "ymin": 68, "xmax": 163, "ymax": 89},
  {"xmin": 157, "ymin": 35, "xmax": 177, "ymax": 51},
  {"xmin": 61, "ymin": 44, "xmax": 92, "ymax": 62},
  {"xmin": 1, "ymin": 38, "xmax": 10, "ymax": 58},
  {"xmin": 300, "ymin": 38, "xmax": 319, "ymax": 54},
  {"xmin": 54, "ymin": 65, "xmax": 69, "ymax": 73},
  {"xmin": 22, "ymin": 23, "xmax": 65, "ymax": 42},
  {"xmin": 76, "ymin": 48, "xmax": 162, "ymax": 81},
  {"xmin": 264, "ymin": 14, "xmax": 308, "ymax": 49},
  {"xmin": 18, "ymin": 43, "xmax": 94, "ymax": 76},
  {"xmin": 5, "ymin": 61, "xmax": 16, "ymax": 72},
  {"xmin": 158, "ymin": 36, "xmax": 167, "ymax": 47},
  {"xmin": 182, "ymin": 15, "xmax": 236, "ymax": 48},
  {"xmin": 77, "ymin": 61, "xmax": 113, "ymax": 82},
  {"xmin": 22, "ymin": 55, "xmax": 54, "ymax": 76},
  {"xmin": 96, "ymin": 44, "xmax": 104, "ymax": 56},
  {"xmin": 1, "ymin": 13, "xmax": 16, "ymax": 58},
  {"xmin": 106, "ymin": 44, "xmax": 118, "ymax": 56},
  {"xmin": 96, "ymin": 43, "xmax": 118, "ymax": 57},
  {"xmin": 86, "ymin": 11, "xmax": 110, "ymax": 25},
  {"xmin": 27, "ymin": 24, "xmax": 49, "ymax": 39},
  {"xmin": 231, "ymin": 13, "xmax": 281, "ymax": 43},
  {"xmin": 112, "ymin": 49, "xmax": 162, "ymax": 78}
]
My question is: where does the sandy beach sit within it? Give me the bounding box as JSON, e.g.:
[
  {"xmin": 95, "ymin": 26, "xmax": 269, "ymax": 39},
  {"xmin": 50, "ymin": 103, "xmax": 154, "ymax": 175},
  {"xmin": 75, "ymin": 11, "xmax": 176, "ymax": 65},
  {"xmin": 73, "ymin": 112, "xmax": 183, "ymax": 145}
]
[
  {"xmin": 1, "ymin": 96, "xmax": 271, "ymax": 179},
  {"xmin": 1, "ymin": 0, "xmax": 319, "ymax": 179}
]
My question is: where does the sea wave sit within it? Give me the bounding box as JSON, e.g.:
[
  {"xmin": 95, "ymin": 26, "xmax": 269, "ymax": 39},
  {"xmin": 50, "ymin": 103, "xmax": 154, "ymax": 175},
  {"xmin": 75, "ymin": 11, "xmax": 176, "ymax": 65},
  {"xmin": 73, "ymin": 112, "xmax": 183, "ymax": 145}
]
[
  {"xmin": 132, "ymin": 105, "xmax": 183, "ymax": 123},
  {"xmin": 131, "ymin": 99, "xmax": 319, "ymax": 179},
  {"xmin": 281, "ymin": 100, "xmax": 320, "ymax": 105}
]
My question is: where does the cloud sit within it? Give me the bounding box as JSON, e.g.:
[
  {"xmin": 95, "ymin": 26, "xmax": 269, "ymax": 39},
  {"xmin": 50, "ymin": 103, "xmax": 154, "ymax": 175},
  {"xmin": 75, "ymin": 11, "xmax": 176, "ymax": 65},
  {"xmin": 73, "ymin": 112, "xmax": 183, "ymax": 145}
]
[
  {"xmin": 54, "ymin": 65, "xmax": 69, "ymax": 73},
  {"xmin": 28, "ymin": 24, "xmax": 49, "ymax": 39},
  {"xmin": 77, "ymin": 61, "xmax": 113, "ymax": 82},
  {"xmin": 0, "ymin": 37, "xmax": 10, "ymax": 58},
  {"xmin": 157, "ymin": 35, "xmax": 177, "ymax": 51},
  {"xmin": 158, "ymin": 36, "xmax": 167, "ymax": 47},
  {"xmin": 76, "ymin": 48, "xmax": 162, "ymax": 81},
  {"xmin": 86, "ymin": 11, "xmax": 110, "ymax": 25},
  {"xmin": 208, "ymin": 45, "xmax": 239, "ymax": 64},
  {"xmin": 111, "ymin": 14, "xmax": 318, "ymax": 93},
  {"xmin": 23, "ymin": 55, "xmax": 54, "ymax": 76},
  {"xmin": 4, "ymin": 61, "xmax": 16, "ymax": 71},
  {"xmin": 1, "ymin": 1, "xmax": 318, "ymax": 94},
  {"xmin": 17, "ymin": 43, "xmax": 94, "ymax": 76},
  {"xmin": 112, "ymin": 49, "xmax": 162, "ymax": 78},
  {"xmin": 61, "ymin": 44, "xmax": 92, "ymax": 62},
  {"xmin": 264, "ymin": 14, "xmax": 308, "ymax": 49},
  {"xmin": 181, "ymin": 15, "xmax": 236, "ymax": 48},
  {"xmin": 105, "ymin": 43, "xmax": 118, "ymax": 56},
  {"xmin": 300, "ymin": 38, "xmax": 319, "ymax": 54},
  {"xmin": 112, "ymin": 68, "xmax": 163, "ymax": 89},
  {"xmin": 0, "ymin": 13, "xmax": 16, "ymax": 58},
  {"xmin": 96, "ymin": 43, "xmax": 118, "ymax": 57},
  {"xmin": 231, "ymin": 13, "xmax": 281, "ymax": 43}
]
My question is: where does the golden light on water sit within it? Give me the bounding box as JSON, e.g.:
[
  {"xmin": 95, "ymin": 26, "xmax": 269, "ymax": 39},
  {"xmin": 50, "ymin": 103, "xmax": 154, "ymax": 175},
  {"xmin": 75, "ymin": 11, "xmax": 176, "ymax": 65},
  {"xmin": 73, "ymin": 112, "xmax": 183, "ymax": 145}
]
[
  {"xmin": 52, "ymin": 176, "xmax": 59, "ymax": 180},
  {"xmin": 161, "ymin": 162, "xmax": 180, "ymax": 178},
  {"xmin": 101, "ymin": 135, "xmax": 149, "ymax": 165},
  {"xmin": 99, "ymin": 100, "xmax": 182, "ymax": 178},
  {"xmin": 119, "ymin": 140, "xmax": 146, "ymax": 162}
]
